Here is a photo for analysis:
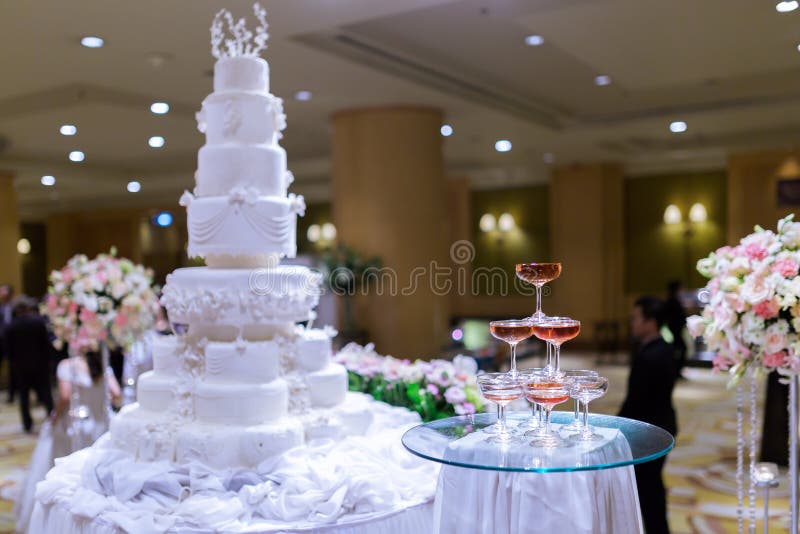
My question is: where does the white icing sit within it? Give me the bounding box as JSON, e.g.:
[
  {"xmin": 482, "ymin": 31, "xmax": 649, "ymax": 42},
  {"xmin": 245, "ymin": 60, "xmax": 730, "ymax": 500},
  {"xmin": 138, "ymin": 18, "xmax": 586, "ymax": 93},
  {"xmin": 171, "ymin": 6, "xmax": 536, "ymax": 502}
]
[
  {"xmin": 202, "ymin": 92, "xmax": 285, "ymax": 146},
  {"xmin": 196, "ymin": 144, "xmax": 287, "ymax": 198},
  {"xmin": 306, "ymin": 363, "xmax": 348, "ymax": 407},
  {"xmin": 295, "ymin": 327, "xmax": 333, "ymax": 372},
  {"xmin": 204, "ymin": 339, "xmax": 281, "ymax": 383},
  {"xmin": 213, "ymin": 56, "xmax": 269, "ymax": 93},
  {"xmin": 186, "ymin": 194, "xmax": 299, "ymax": 261},
  {"xmin": 195, "ymin": 379, "xmax": 288, "ymax": 425},
  {"xmin": 161, "ymin": 266, "xmax": 321, "ymax": 328},
  {"xmin": 151, "ymin": 335, "xmax": 180, "ymax": 376},
  {"xmin": 136, "ymin": 371, "xmax": 176, "ymax": 412}
]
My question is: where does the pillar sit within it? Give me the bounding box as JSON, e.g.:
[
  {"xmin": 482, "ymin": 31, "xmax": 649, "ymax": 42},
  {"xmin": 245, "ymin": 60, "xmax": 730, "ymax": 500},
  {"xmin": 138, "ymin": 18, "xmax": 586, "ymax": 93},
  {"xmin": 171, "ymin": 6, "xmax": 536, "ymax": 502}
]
[
  {"xmin": 549, "ymin": 163, "xmax": 626, "ymax": 343},
  {"xmin": 727, "ymin": 148, "xmax": 800, "ymax": 243},
  {"xmin": 0, "ymin": 171, "xmax": 22, "ymax": 293},
  {"xmin": 331, "ymin": 107, "xmax": 449, "ymax": 358}
]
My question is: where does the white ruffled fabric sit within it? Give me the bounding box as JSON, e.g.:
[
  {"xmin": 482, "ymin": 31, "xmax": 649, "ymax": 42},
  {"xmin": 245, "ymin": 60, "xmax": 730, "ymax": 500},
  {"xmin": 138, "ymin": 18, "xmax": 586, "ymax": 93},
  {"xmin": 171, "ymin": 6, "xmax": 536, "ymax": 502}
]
[
  {"xmin": 433, "ymin": 423, "xmax": 644, "ymax": 533},
  {"xmin": 29, "ymin": 397, "xmax": 438, "ymax": 533}
]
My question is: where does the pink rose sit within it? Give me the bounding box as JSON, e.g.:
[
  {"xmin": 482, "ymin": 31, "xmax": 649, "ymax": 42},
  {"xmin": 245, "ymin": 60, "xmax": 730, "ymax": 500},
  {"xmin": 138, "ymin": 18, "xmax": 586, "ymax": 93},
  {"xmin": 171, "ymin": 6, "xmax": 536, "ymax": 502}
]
[
  {"xmin": 753, "ymin": 299, "xmax": 780, "ymax": 319},
  {"xmin": 687, "ymin": 315, "xmax": 706, "ymax": 337},
  {"xmin": 765, "ymin": 325, "xmax": 788, "ymax": 354},
  {"xmin": 712, "ymin": 305, "xmax": 737, "ymax": 329},
  {"xmin": 772, "ymin": 257, "xmax": 800, "ymax": 278},
  {"xmin": 79, "ymin": 308, "xmax": 96, "ymax": 323},
  {"xmin": 763, "ymin": 351, "xmax": 788, "ymax": 368},
  {"xmin": 744, "ymin": 243, "xmax": 767, "ymax": 261},
  {"xmin": 712, "ymin": 353, "xmax": 733, "ymax": 372}
]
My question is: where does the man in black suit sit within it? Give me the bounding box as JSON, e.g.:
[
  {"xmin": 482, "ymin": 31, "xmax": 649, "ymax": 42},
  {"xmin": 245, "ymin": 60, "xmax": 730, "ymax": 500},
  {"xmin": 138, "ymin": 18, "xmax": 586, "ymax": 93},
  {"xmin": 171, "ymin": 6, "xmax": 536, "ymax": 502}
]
[
  {"xmin": 4, "ymin": 297, "xmax": 54, "ymax": 433},
  {"xmin": 619, "ymin": 296, "xmax": 677, "ymax": 534},
  {"xmin": 0, "ymin": 284, "xmax": 15, "ymax": 403}
]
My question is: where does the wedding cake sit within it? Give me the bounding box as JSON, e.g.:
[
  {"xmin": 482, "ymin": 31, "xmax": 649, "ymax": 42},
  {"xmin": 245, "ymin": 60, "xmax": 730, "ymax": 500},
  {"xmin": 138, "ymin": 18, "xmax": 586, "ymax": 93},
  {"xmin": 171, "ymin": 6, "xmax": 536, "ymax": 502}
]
[
  {"xmin": 29, "ymin": 6, "xmax": 436, "ymax": 532},
  {"xmin": 108, "ymin": 4, "xmax": 370, "ymax": 468}
]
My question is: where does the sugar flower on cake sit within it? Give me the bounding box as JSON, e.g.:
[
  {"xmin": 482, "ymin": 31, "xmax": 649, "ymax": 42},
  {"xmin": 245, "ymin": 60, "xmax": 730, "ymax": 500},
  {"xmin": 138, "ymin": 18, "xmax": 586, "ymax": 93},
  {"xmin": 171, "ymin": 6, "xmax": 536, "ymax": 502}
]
[
  {"xmin": 689, "ymin": 215, "xmax": 800, "ymax": 380},
  {"xmin": 42, "ymin": 250, "xmax": 160, "ymax": 354}
]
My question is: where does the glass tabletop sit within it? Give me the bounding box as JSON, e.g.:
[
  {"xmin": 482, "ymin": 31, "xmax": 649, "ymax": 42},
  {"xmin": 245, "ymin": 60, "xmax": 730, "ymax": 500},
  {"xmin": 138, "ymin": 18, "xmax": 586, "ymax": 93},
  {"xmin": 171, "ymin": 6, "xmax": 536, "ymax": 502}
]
[{"xmin": 402, "ymin": 411, "xmax": 674, "ymax": 473}]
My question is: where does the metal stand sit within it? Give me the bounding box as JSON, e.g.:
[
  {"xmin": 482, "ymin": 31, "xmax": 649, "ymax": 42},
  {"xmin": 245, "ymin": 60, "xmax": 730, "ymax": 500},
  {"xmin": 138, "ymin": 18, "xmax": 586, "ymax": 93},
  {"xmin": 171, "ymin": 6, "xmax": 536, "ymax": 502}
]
[{"xmin": 791, "ymin": 376, "xmax": 798, "ymax": 534}]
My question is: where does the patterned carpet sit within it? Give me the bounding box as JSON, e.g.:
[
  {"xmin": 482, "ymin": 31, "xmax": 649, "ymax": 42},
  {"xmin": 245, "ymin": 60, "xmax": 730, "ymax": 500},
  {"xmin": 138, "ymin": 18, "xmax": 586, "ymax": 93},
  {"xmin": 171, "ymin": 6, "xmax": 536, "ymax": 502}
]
[{"xmin": 0, "ymin": 356, "xmax": 790, "ymax": 533}]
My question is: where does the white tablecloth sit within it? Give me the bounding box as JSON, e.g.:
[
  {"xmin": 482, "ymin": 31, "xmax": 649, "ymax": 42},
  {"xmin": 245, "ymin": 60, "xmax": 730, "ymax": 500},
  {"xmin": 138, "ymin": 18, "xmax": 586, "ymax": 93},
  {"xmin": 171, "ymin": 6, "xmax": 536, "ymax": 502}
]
[
  {"xmin": 433, "ymin": 424, "xmax": 644, "ymax": 534},
  {"xmin": 29, "ymin": 498, "xmax": 434, "ymax": 534}
]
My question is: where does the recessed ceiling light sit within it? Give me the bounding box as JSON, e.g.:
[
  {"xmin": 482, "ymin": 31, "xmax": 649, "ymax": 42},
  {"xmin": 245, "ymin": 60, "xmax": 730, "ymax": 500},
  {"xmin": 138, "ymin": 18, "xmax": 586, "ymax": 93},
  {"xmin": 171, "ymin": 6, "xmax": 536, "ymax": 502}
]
[
  {"xmin": 148, "ymin": 136, "xmax": 165, "ymax": 148},
  {"xmin": 69, "ymin": 150, "xmax": 85, "ymax": 162},
  {"xmin": 127, "ymin": 180, "xmax": 141, "ymax": 193},
  {"xmin": 41, "ymin": 175, "xmax": 56, "ymax": 186},
  {"xmin": 495, "ymin": 139, "xmax": 513, "ymax": 152},
  {"xmin": 154, "ymin": 212, "xmax": 173, "ymax": 227},
  {"xmin": 776, "ymin": 1, "xmax": 799, "ymax": 13},
  {"xmin": 543, "ymin": 153, "xmax": 555, "ymax": 164},
  {"xmin": 59, "ymin": 124, "xmax": 77, "ymax": 136},
  {"xmin": 150, "ymin": 102, "xmax": 169, "ymax": 114},
  {"xmin": 669, "ymin": 121, "xmax": 688, "ymax": 133},
  {"xmin": 17, "ymin": 238, "xmax": 31, "ymax": 255},
  {"xmin": 294, "ymin": 91, "xmax": 312, "ymax": 101},
  {"xmin": 81, "ymin": 36, "xmax": 104, "ymax": 48},
  {"xmin": 594, "ymin": 75, "xmax": 612, "ymax": 86},
  {"xmin": 440, "ymin": 124, "xmax": 453, "ymax": 137},
  {"xmin": 524, "ymin": 35, "xmax": 544, "ymax": 46}
]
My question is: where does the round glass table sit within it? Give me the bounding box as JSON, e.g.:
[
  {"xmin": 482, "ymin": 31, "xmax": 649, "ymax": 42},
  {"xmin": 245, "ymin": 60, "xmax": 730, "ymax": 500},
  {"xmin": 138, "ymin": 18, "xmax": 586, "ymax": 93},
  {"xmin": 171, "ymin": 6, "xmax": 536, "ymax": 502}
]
[{"xmin": 402, "ymin": 410, "xmax": 674, "ymax": 473}]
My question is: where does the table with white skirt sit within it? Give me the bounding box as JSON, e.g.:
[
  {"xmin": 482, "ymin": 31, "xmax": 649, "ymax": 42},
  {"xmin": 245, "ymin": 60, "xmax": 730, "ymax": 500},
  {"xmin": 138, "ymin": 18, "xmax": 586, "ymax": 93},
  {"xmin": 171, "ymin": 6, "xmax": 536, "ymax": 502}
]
[{"xmin": 404, "ymin": 411, "xmax": 674, "ymax": 534}]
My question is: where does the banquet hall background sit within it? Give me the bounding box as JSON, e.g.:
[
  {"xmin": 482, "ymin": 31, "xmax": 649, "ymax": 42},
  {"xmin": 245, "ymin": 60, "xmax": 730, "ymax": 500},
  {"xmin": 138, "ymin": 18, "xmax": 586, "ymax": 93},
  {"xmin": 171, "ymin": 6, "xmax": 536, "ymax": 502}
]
[{"xmin": 1, "ymin": 0, "xmax": 800, "ymax": 532}]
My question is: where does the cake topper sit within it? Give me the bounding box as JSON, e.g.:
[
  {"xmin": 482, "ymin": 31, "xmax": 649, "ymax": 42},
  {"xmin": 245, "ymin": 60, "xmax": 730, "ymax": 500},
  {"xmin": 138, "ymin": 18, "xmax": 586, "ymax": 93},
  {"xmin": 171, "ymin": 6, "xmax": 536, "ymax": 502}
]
[{"xmin": 210, "ymin": 3, "xmax": 269, "ymax": 59}]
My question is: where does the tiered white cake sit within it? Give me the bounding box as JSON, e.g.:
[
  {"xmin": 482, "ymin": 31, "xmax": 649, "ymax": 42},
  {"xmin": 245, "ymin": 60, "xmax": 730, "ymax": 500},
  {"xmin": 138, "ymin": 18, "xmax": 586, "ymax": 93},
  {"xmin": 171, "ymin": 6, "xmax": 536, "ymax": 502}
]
[{"xmin": 109, "ymin": 7, "xmax": 370, "ymax": 470}]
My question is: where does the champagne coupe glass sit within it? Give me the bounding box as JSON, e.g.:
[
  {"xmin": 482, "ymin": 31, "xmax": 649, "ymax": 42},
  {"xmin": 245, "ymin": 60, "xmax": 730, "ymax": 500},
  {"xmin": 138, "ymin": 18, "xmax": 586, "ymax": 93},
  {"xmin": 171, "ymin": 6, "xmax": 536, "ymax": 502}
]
[
  {"xmin": 516, "ymin": 368, "xmax": 544, "ymax": 431},
  {"xmin": 568, "ymin": 376, "xmax": 609, "ymax": 442},
  {"xmin": 477, "ymin": 373, "xmax": 523, "ymax": 443},
  {"xmin": 525, "ymin": 372, "xmax": 573, "ymax": 447},
  {"xmin": 560, "ymin": 370, "xmax": 600, "ymax": 434},
  {"xmin": 515, "ymin": 262, "xmax": 562, "ymax": 322},
  {"xmin": 532, "ymin": 317, "xmax": 581, "ymax": 376},
  {"xmin": 489, "ymin": 319, "xmax": 535, "ymax": 378}
]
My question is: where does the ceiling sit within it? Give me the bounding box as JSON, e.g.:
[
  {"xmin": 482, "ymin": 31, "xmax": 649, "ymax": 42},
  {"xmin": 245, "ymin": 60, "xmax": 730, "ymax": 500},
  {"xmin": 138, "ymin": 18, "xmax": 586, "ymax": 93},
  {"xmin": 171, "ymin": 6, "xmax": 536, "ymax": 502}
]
[{"xmin": 1, "ymin": 0, "xmax": 799, "ymax": 220}]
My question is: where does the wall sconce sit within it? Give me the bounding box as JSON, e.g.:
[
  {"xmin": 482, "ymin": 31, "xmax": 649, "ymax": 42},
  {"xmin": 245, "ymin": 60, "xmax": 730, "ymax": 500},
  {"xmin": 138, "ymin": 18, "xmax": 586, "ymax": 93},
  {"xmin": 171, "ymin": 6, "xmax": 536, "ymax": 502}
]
[
  {"xmin": 479, "ymin": 213, "xmax": 496, "ymax": 233},
  {"xmin": 663, "ymin": 204, "xmax": 682, "ymax": 225},
  {"xmin": 498, "ymin": 212, "xmax": 515, "ymax": 232},
  {"xmin": 17, "ymin": 238, "xmax": 31, "ymax": 255},
  {"xmin": 688, "ymin": 202, "xmax": 707, "ymax": 223},
  {"xmin": 307, "ymin": 222, "xmax": 337, "ymax": 245}
]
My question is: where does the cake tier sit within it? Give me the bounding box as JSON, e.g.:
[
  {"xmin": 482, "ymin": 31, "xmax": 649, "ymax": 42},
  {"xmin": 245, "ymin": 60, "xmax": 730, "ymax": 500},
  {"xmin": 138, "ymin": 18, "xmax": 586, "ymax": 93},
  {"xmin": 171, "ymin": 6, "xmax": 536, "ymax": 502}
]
[
  {"xmin": 109, "ymin": 393, "xmax": 375, "ymax": 469},
  {"xmin": 161, "ymin": 266, "xmax": 320, "ymax": 328},
  {"xmin": 185, "ymin": 194, "xmax": 299, "ymax": 261},
  {"xmin": 214, "ymin": 56, "xmax": 269, "ymax": 93},
  {"xmin": 201, "ymin": 92, "xmax": 284, "ymax": 146},
  {"xmin": 205, "ymin": 339, "xmax": 281, "ymax": 383},
  {"xmin": 137, "ymin": 371, "xmax": 176, "ymax": 412},
  {"xmin": 196, "ymin": 144, "xmax": 289, "ymax": 198},
  {"xmin": 295, "ymin": 327, "xmax": 333, "ymax": 372},
  {"xmin": 151, "ymin": 334, "xmax": 180, "ymax": 376},
  {"xmin": 195, "ymin": 378, "xmax": 288, "ymax": 425},
  {"xmin": 307, "ymin": 363, "xmax": 348, "ymax": 407}
]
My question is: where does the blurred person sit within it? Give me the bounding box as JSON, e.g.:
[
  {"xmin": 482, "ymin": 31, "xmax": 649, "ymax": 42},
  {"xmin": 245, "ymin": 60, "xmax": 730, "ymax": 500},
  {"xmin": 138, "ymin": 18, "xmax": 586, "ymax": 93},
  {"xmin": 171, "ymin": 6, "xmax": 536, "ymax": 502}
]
[
  {"xmin": 15, "ymin": 347, "xmax": 121, "ymax": 532},
  {"xmin": 663, "ymin": 280, "xmax": 687, "ymax": 378},
  {"xmin": 0, "ymin": 283, "xmax": 16, "ymax": 402},
  {"xmin": 4, "ymin": 296, "xmax": 53, "ymax": 433},
  {"xmin": 619, "ymin": 296, "xmax": 677, "ymax": 534}
]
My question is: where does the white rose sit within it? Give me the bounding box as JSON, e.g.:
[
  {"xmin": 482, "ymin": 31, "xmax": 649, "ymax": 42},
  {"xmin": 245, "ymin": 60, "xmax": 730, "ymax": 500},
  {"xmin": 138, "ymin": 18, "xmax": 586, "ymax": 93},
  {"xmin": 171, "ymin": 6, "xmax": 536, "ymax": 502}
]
[{"xmin": 740, "ymin": 273, "xmax": 776, "ymax": 304}]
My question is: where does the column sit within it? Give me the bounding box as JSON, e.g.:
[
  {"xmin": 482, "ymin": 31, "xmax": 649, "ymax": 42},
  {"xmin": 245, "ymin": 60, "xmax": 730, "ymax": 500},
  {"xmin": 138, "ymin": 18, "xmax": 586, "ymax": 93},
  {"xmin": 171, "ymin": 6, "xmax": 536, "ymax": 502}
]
[
  {"xmin": 727, "ymin": 149, "xmax": 800, "ymax": 243},
  {"xmin": 0, "ymin": 171, "xmax": 22, "ymax": 293},
  {"xmin": 549, "ymin": 163, "xmax": 626, "ymax": 344},
  {"xmin": 331, "ymin": 107, "xmax": 449, "ymax": 358}
]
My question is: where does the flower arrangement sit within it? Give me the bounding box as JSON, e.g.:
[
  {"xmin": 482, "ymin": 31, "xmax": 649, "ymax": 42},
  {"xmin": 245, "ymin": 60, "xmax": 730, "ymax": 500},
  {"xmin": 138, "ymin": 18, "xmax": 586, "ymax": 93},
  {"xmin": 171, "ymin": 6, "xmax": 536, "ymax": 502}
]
[
  {"xmin": 334, "ymin": 343, "xmax": 484, "ymax": 421},
  {"xmin": 688, "ymin": 215, "xmax": 800, "ymax": 380},
  {"xmin": 41, "ymin": 250, "xmax": 161, "ymax": 355}
]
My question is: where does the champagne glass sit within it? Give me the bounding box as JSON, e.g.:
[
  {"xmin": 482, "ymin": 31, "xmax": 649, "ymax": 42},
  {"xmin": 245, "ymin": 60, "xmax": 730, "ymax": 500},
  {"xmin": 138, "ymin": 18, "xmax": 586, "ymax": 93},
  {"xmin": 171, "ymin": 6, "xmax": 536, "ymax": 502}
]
[
  {"xmin": 477, "ymin": 373, "xmax": 523, "ymax": 443},
  {"xmin": 489, "ymin": 319, "xmax": 535, "ymax": 377},
  {"xmin": 516, "ymin": 368, "xmax": 544, "ymax": 431},
  {"xmin": 568, "ymin": 376, "xmax": 609, "ymax": 442},
  {"xmin": 524, "ymin": 372, "xmax": 572, "ymax": 447},
  {"xmin": 560, "ymin": 370, "xmax": 600, "ymax": 434},
  {"xmin": 532, "ymin": 317, "xmax": 581, "ymax": 376},
  {"xmin": 515, "ymin": 262, "xmax": 562, "ymax": 321}
]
